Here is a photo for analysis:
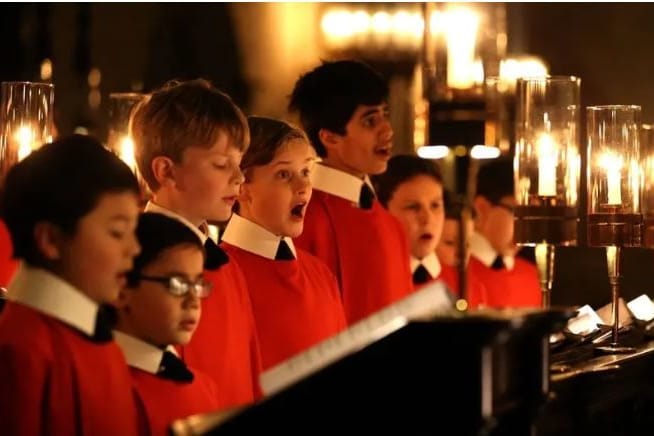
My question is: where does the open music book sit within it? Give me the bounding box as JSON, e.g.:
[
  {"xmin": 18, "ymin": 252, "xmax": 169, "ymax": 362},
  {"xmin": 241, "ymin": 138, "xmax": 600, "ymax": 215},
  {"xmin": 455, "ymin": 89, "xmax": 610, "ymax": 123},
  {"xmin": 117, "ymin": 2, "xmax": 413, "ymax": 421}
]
[{"xmin": 260, "ymin": 280, "xmax": 454, "ymax": 396}]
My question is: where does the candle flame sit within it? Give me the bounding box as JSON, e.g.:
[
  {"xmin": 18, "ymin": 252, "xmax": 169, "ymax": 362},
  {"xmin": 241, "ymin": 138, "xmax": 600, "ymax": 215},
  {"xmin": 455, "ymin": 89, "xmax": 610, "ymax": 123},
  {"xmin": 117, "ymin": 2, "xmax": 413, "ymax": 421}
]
[
  {"xmin": 119, "ymin": 136, "xmax": 136, "ymax": 171},
  {"xmin": 14, "ymin": 126, "xmax": 35, "ymax": 161},
  {"xmin": 598, "ymin": 152, "xmax": 623, "ymax": 205}
]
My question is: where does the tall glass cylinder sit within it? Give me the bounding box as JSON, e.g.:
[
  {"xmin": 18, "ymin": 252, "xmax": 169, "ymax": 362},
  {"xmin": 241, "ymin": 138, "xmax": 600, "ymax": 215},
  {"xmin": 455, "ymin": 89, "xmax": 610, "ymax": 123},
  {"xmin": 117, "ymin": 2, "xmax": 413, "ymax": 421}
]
[
  {"xmin": 641, "ymin": 124, "xmax": 654, "ymax": 247},
  {"xmin": 0, "ymin": 82, "xmax": 55, "ymax": 177},
  {"xmin": 587, "ymin": 105, "xmax": 642, "ymax": 247},
  {"xmin": 514, "ymin": 76, "xmax": 581, "ymax": 245},
  {"xmin": 107, "ymin": 92, "xmax": 144, "ymax": 173}
]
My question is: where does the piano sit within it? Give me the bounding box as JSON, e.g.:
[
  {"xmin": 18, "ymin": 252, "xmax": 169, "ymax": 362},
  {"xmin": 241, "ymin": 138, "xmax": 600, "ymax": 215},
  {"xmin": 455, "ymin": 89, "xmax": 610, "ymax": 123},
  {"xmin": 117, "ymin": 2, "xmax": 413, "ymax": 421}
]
[{"xmin": 171, "ymin": 304, "xmax": 571, "ymax": 436}]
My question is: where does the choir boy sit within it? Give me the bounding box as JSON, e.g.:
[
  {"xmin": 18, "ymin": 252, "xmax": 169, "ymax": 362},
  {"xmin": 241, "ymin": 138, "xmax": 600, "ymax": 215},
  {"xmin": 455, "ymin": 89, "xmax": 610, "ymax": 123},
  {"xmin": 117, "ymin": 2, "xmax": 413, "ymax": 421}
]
[
  {"xmin": 221, "ymin": 116, "xmax": 346, "ymax": 370},
  {"xmin": 469, "ymin": 158, "xmax": 540, "ymax": 307},
  {"xmin": 373, "ymin": 155, "xmax": 487, "ymax": 308},
  {"xmin": 289, "ymin": 60, "xmax": 413, "ymax": 324},
  {"xmin": 0, "ymin": 135, "xmax": 143, "ymax": 435},
  {"xmin": 130, "ymin": 79, "xmax": 262, "ymax": 407},
  {"xmin": 115, "ymin": 212, "xmax": 220, "ymax": 435}
]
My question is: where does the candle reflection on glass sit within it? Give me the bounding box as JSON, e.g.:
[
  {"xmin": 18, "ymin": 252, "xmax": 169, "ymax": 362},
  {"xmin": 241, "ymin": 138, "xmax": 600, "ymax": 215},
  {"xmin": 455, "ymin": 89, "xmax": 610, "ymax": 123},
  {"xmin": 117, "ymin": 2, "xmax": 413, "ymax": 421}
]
[
  {"xmin": 598, "ymin": 152, "xmax": 623, "ymax": 206},
  {"xmin": 537, "ymin": 133, "xmax": 557, "ymax": 197},
  {"xmin": 118, "ymin": 135, "xmax": 136, "ymax": 172}
]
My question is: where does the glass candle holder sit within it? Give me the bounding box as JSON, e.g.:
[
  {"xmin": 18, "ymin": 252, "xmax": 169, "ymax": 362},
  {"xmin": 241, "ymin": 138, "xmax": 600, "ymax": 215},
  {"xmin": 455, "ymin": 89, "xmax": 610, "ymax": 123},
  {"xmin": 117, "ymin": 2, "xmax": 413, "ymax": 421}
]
[
  {"xmin": 514, "ymin": 76, "xmax": 581, "ymax": 246},
  {"xmin": 0, "ymin": 82, "xmax": 55, "ymax": 178},
  {"xmin": 641, "ymin": 123, "xmax": 654, "ymax": 247},
  {"xmin": 587, "ymin": 105, "xmax": 641, "ymax": 354},
  {"xmin": 587, "ymin": 105, "xmax": 642, "ymax": 247},
  {"xmin": 107, "ymin": 92, "xmax": 144, "ymax": 173}
]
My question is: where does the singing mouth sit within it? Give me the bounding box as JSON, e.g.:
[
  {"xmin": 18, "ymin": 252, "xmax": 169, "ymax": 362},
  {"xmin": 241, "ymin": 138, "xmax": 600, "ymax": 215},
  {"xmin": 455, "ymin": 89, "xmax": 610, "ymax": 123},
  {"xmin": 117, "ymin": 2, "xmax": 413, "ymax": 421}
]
[
  {"xmin": 291, "ymin": 202, "xmax": 307, "ymax": 219},
  {"xmin": 373, "ymin": 145, "xmax": 392, "ymax": 158},
  {"xmin": 419, "ymin": 233, "xmax": 434, "ymax": 241}
]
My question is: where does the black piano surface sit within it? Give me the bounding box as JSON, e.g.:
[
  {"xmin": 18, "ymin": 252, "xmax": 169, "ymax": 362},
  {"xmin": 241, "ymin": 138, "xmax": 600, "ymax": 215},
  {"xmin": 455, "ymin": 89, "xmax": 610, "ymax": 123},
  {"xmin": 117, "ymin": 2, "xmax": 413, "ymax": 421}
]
[{"xmin": 171, "ymin": 309, "xmax": 571, "ymax": 436}]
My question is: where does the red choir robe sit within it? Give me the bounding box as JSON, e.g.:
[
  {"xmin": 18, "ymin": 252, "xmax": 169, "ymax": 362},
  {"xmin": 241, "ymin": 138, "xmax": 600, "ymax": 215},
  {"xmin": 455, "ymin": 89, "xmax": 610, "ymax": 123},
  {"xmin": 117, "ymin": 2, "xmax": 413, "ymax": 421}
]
[
  {"xmin": 0, "ymin": 219, "xmax": 18, "ymax": 287},
  {"xmin": 144, "ymin": 203, "xmax": 263, "ymax": 409},
  {"xmin": 295, "ymin": 164, "xmax": 414, "ymax": 324},
  {"xmin": 438, "ymin": 264, "xmax": 489, "ymax": 309},
  {"xmin": 412, "ymin": 253, "xmax": 488, "ymax": 309},
  {"xmin": 468, "ymin": 232, "xmax": 541, "ymax": 308},
  {"xmin": 221, "ymin": 214, "xmax": 347, "ymax": 371},
  {"xmin": 182, "ymin": 261, "xmax": 263, "ymax": 407},
  {"xmin": 0, "ymin": 265, "xmax": 141, "ymax": 436},
  {"xmin": 114, "ymin": 332, "xmax": 220, "ymax": 436}
]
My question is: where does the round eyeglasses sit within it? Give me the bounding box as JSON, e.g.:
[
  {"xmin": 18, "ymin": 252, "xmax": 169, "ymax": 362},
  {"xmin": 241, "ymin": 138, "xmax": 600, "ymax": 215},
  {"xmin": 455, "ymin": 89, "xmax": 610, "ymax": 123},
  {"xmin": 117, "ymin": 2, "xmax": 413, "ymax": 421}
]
[{"xmin": 136, "ymin": 274, "xmax": 213, "ymax": 298}]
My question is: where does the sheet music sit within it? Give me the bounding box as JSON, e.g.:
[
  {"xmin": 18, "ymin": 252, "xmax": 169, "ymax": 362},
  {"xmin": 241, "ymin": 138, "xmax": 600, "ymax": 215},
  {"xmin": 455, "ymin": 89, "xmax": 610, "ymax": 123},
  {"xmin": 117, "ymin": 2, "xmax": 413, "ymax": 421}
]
[
  {"xmin": 627, "ymin": 294, "xmax": 654, "ymax": 322},
  {"xmin": 260, "ymin": 280, "xmax": 454, "ymax": 396}
]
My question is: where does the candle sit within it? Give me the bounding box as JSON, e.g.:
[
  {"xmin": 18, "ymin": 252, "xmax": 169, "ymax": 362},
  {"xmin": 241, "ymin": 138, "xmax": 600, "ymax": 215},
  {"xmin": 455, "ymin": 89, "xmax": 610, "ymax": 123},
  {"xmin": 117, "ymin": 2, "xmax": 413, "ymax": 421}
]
[
  {"xmin": 599, "ymin": 152, "xmax": 623, "ymax": 205},
  {"xmin": 537, "ymin": 133, "xmax": 557, "ymax": 197},
  {"xmin": 14, "ymin": 125, "xmax": 35, "ymax": 161},
  {"xmin": 119, "ymin": 135, "xmax": 137, "ymax": 172}
]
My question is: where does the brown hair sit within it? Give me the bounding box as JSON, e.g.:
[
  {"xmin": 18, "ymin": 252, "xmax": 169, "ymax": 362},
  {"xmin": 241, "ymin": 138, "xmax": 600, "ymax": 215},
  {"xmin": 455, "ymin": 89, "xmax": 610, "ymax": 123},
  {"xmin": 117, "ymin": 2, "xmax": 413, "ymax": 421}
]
[
  {"xmin": 130, "ymin": 79, "xmax": 249, "ymax": 191},
  {"xmin": 241, "ymin": 116, "xmax": 308, "ymax": 182}
]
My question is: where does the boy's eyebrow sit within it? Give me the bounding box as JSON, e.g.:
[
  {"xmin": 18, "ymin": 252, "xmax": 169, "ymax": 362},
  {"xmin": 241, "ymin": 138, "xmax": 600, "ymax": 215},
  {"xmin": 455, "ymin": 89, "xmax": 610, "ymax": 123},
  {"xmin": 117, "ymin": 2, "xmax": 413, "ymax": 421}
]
[
  {"xmin": 273, "ymin": 157, "xmax": 315, "ymax": 166},
  {"xmin": 358, "ymin": 105, "xmax": 389, "ymax": 119},
  {"xmin": 109, "ymin": 214, "xmax": 134, "ymax": 223}
]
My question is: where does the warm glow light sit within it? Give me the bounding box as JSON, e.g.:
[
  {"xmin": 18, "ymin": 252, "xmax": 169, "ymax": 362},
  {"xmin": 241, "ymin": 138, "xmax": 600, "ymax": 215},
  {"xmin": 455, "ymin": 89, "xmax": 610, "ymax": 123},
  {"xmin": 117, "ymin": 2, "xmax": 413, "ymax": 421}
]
[
  {"xmin": 472, "ymin": 59, "xmax": 485, "ymax": 86},
  {"xmin": 321, "ymin": 8, "xmax": 424, "ymax": 52},
  {"xmin": 88, "ymin": 89, "xmax": 101, "ymax": 109},
  {"xmin": 444, "ymin": 7, "xmax": 479, "ymax": 89},
  {"xmin": 537, "ymin": 133, "xmax": 557, "ymax": 197},
  {"xmin": 321, "ymin": 10, "xmax": 354, "ymax": 47},
  {"xmin": 470, "ymin": 145, "xmax": 501, "ymax": 160},
  {"xmin": 370, "ymin": 11, "xmax": 392, "ymax": 34},
  {"xmin": 598, "ymin": 152, "xmax": 623, "ymax": 205},
  {"xmin": 566, "ymin": 150, "xmax": 580, "ymax": 205},
  {"xmin": 429, "ymin": 10, "xmax": 445, "ymax": 34},
  {"xmin": 630, "ymin": 158, "xmax": 641, "ymax": 211},
  {"xmin": 119, "ymin": 136, "xmax": 136, "ymax": 171},
  {"xmin": 14, "ymin": 126, "xmax": 34, "ymax": 161},
  {"xmin": 499, "ymin": 57, "xmax": 548, "ymax": 86},
  {"xmin": 88, "ymin": 68, "xmax": 102, "ymax": 88},
  {"xmin": 352, "ymin": 10, "xmax": 370, "ymax": 34},
  {"xmin": 40, "ymin": 59, "xmax": 53, "ymax": 81},
  {"xmin": 417, "ymin": 145, "xmax": 450, "ymax": 159}
]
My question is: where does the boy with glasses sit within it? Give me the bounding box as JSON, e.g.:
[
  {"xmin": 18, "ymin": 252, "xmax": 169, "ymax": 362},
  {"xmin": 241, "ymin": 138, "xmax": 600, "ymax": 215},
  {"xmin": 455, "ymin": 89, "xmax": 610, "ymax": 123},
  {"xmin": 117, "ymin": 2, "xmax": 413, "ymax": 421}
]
[
  {"xmin": 114, "ymin": 212, "xmax": 220, "ymax": 436},
  {"xmin": 470, "ymin": 158, "xmax": 540, "ymax": 307}
]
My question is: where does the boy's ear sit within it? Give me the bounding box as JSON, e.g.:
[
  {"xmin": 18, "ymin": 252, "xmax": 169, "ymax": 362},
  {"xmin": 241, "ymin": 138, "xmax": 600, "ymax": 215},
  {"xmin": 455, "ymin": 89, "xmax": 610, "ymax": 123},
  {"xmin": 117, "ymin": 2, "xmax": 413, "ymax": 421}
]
[
  {"xmin": 472, "ymin": 196, "xmax": 491, "ymax": 223},
  {"xmin": 33, "ymin": 221, "xmax": 64, "ymax": 261},
  {"xmin": 318, "ymin": 128, "xmax": 342, "ymax": 154},
  {"xmin": 151, "ymin": 156, "xmax": 176, "ymax": 187}
]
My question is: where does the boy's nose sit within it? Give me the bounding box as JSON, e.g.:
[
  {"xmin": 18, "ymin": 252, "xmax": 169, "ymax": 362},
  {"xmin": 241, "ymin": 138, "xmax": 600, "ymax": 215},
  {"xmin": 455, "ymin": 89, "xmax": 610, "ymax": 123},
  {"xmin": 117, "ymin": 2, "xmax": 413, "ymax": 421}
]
[{"xmin": 232, "ymin": 166, "xmax": 245, "ymax": 184}]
